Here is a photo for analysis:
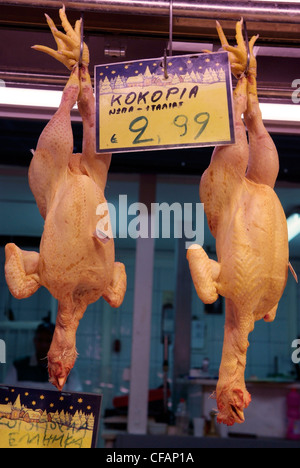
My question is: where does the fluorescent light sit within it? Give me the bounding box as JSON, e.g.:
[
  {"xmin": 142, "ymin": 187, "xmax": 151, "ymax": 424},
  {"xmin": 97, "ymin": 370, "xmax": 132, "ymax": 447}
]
[
  {"xmin": 260, "ymin": 103, "xmax": 300, "ymax": 123},
  {"xmin": 172, "ymin": 42, "xmax": 213, "ymax": 53},
  {"xmin": 287, "ymin": 213, "xmax": 300, "ymax": 242},
  {"xmin": 0, "ymin": 87, "xmax": 299, "ymax": 123},
  {"xmin": 254, "ymin": 46, "xmax": 300, "ymax": 58},
  {"xmin": 0, "ymin": 86, "xmax": 63, "ymax": 109}
]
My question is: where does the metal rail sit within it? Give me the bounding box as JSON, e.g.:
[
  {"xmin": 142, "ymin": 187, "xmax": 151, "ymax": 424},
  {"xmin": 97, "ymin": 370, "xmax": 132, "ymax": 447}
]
[
  {"xmin": 1, "ymin": 0, "xmax": 300, "ymax": 24},
  {"xmin": 0, "ymin": 70, "xmax": 294, "ymax": 104}
]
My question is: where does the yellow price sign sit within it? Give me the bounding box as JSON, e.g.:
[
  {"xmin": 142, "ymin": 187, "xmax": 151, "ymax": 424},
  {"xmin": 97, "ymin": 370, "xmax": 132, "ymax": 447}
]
[
  {"xmin": 95, "ymin": 52, "xmax": 234, "ymax": 153},
  {"xmin": 0, "ymin": 385, "xmax": 101, "ymax": 448}
]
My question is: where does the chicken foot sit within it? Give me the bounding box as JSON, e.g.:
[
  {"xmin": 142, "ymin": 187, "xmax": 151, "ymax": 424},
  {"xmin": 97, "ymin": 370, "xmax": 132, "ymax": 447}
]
[
  {"xmin": 217, "ymin": 19, "xmax": 279, "ymax": 189},
  {"xmin": 32, "ymin": 4, "xmax": 89, "ymax": 70}
]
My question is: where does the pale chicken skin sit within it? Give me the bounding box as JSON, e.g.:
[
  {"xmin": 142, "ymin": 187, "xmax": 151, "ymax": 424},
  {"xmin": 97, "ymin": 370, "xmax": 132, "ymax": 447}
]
[
  {"xmin": 187, "ymin": 21, "xmax": 292, "ymax": 425},
  {"xmin": 5, "ymin": 9, "xmax": 127, "ymax": 391}
]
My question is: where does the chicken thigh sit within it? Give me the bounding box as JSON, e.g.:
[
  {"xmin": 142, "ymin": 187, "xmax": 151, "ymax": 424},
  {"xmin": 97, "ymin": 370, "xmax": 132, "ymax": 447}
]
[
  {"xmin": 187, "ymin": 21, "xmax": 292, "ymax": 425},
  {"xmin": 5, "ymin": 8, "xmax": 127, "ymax": 391}
]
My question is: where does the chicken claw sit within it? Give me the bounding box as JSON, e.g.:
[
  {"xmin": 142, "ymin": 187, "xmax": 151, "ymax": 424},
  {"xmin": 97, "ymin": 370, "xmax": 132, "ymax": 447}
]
[
  {"xmin": 216, "ymin": 19, "xmax": 259, "ymax": 79},
  {"xmin": 32, "ymin": 5, "xmax": 89, "ymax": 69}
]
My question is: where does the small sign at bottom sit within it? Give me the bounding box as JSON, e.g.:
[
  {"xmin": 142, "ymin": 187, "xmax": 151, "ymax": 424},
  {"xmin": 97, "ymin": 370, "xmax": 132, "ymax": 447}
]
[{"xmin": 0, "ymin": 385, "xmax": 101, "ymax": 448}]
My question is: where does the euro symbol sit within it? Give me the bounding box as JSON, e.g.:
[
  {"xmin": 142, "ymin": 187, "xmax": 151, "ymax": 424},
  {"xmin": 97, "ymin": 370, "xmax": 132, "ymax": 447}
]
[{"xmin": 111, "ymin": 134, "xmax": 118, "ymax": 144}]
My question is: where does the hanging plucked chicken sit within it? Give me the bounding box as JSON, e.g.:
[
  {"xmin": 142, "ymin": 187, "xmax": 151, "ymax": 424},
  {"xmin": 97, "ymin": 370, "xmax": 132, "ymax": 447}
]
[
  {"xmin": 187, "ymin": 20, "xmax": 297, "ymax": 426},
  {"xmin": 5, "ymin": 7, "xmax": 127, "ymax": 391}
]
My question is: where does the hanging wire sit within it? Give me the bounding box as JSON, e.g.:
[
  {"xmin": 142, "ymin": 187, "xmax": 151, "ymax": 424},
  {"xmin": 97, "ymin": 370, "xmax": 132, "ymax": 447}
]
[
  {"xmin": 163, "ymin": 0, "xmax": 173, "ymax": 79},
  {"xmin": 169, "ymin": 0, "xmax": 173, "ymax": 57}
]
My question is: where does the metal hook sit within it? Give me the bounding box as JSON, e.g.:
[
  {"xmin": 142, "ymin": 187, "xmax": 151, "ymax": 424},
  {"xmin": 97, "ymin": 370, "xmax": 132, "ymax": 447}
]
[
  {"xmin": 79, "ymin": 13, "xmax": 84, "ymax": 68},
  {"xmin": 163, "ymin": 0, "xmax": 173, "ymax": 79},
  {"xmin": 243, "ymin": 19, "xmax": 251, "ymax": 77},
  {"xmin": 163, "ymin": 48, "xmax": 168, "ymax": 80},
  {"xmin": 169, "ymin": 0, "xmax": 173, "ymax": 57}
]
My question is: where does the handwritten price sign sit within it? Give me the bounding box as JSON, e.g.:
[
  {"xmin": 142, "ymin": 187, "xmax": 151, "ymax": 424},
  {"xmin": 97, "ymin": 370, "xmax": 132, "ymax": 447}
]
[
  {"xmin": 95, "ymin": 52, "xmax": 234, "ymax": 153},
  {"xmin": 0, "ymin": 385, "xmax": 101, "ymax": 448}
]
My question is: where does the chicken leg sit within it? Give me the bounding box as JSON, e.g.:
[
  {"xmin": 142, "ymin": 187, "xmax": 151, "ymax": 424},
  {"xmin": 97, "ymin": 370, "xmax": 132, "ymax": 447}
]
[
  {"xmin": 5, "ymin": 8, "xmax": 127, "ymax": 391},
  {"xmin": 187, "ymin": 20, "xmax": 290, "ymax": 425}
]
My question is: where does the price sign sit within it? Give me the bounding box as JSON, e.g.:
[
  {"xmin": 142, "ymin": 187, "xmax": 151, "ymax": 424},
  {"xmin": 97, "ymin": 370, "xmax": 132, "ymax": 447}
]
[
  {"xmin": 95, "ymin": 51, "xmax": 234, "ymax": 153},
  {"xmin": 0, "ymin": 385, "xmax": 101, "ymax": 448}
]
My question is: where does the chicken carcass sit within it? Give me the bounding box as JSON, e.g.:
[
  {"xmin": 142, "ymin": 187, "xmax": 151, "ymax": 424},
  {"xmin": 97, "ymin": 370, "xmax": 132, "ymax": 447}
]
[
  {"xmin": 187, "ymin": 20, "xmax": 294, "ymax": 425},
  {"xmin": 5, "ymin": 8, "xmax": 127, "ymax": 391}
]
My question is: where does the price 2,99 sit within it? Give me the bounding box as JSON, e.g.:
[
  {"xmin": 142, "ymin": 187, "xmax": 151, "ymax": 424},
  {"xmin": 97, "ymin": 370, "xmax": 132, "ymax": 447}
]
[{"xmin": 128, "ymin": 112, "xmax": 210, "ymax": 145}]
